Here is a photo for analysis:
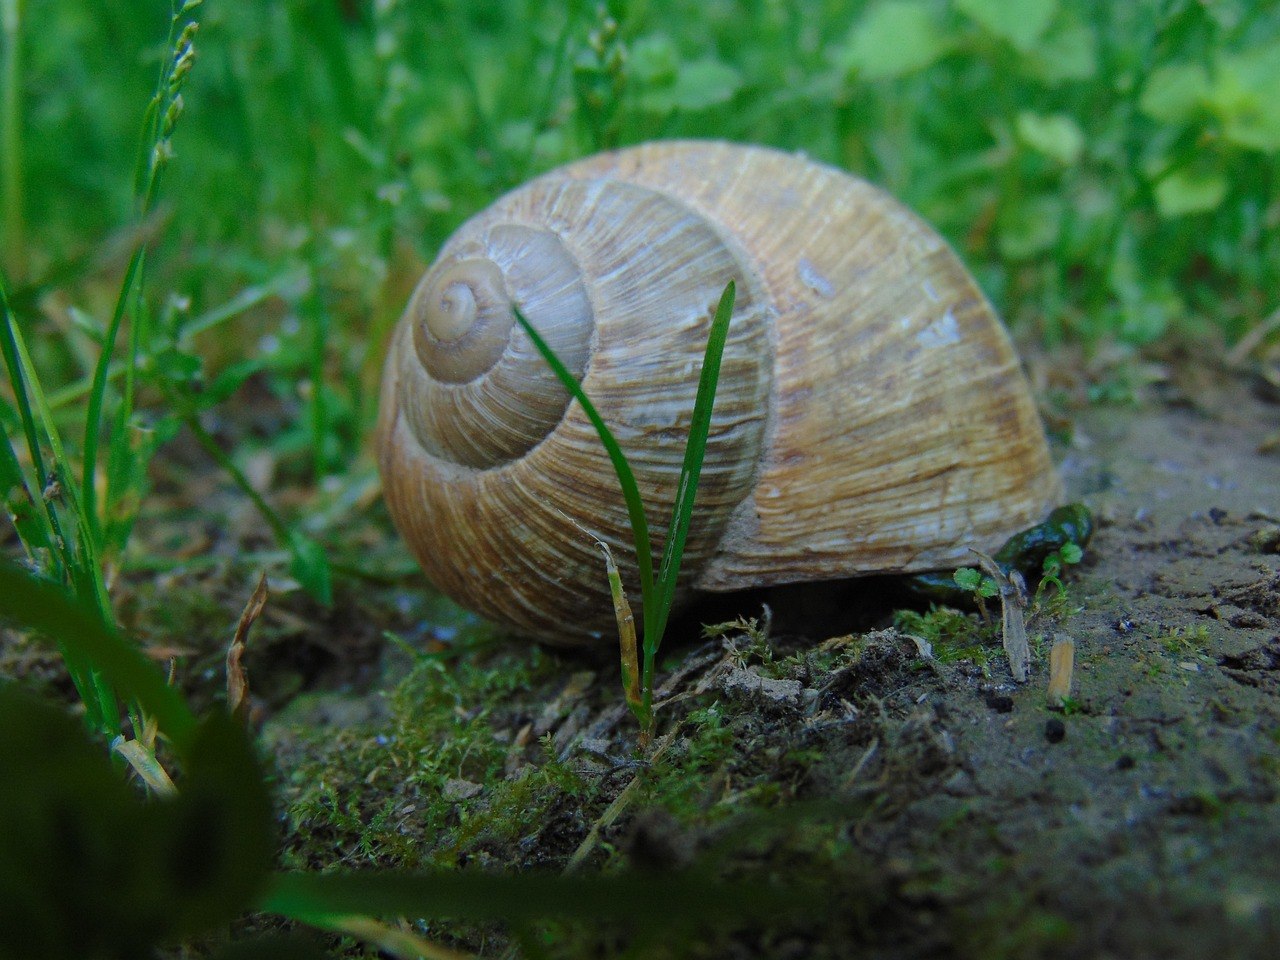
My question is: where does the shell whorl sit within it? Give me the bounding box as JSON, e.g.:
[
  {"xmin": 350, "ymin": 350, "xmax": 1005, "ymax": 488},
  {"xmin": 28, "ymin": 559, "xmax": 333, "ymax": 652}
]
[
  {"xmin": 399, "ymin": 223, "xmax": 593, "ymax": 469},
  {"xmin": 379, "ymin": 169, "xmax": 774, "ymax": 643}
]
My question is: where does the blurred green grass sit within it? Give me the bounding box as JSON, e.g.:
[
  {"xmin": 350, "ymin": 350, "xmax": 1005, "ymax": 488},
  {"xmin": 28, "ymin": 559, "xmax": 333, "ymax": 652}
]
[
  {"xmin": 2, "ymin": 0, "xmax": 1277, "ymax": 584},
  {"xmin": 9, "ymin": 0, "xmax": 1277, "ymax": 341}
]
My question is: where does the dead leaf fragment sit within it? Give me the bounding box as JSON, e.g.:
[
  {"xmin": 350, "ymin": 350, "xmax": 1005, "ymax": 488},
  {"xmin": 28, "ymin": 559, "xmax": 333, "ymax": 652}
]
[
  {"xmin": 970, "ymin": 548, "xmax": 1030, "ymax": 682},
  {"xmin": 1048, "ymin": 634, "xmax": 1075, "ymax": 707},
  {"xmin": 227, "ymin": 572, "xmax": 269, "ymax": 722}
]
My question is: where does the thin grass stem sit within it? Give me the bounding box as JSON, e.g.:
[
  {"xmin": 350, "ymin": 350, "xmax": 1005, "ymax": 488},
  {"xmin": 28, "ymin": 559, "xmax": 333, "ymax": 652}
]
[
  {"xmin": 81, "ymin": 4, "xmax": 198, "ymax": 556},
  {"xmin": 644, "ymin": 281, "xmax": 735, "ymax": 702},
  {"xmin": 512, "ymin": 307, "xmax": 656, "ymax": 619},
  {"xmin": 1, "ymin": 0, "xmax": 23, "ymax": 280},
  {"xmin": 515, "ymin": 281, "xmax": 735, "ymax": 735}
]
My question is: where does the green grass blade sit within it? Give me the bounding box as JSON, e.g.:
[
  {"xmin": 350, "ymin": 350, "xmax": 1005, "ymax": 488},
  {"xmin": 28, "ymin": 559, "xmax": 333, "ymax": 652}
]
[
  {"xmin": 83, "ymin": 4, "xmax": 200, "ymax": 553},
  {"xmin": 513, "ymin": 307, "xmax": 656, "ymax": 617},
  {"xmin": 261, "ymin": 868, "xmax": 797, "ymax": 926},
  {"xmin": 1, "ymin": 0, "xmax": 23, "ymax": 278},
  {"xmin": 0, "ymin": 419, "xmax": 54, "ymax": 560},
  {"xmin": 0, "ymin": 281, "xmax": 59, "ymax": 566},
  {"xmin": 80, "ymin": 245, "xmax": 145, "ymax": 552},
  {"xmin": 0, "ymin": 556, "xmax": 195, "ymax": 751},
  {"xmin": 0, "ymin": 280, "xmax": 50, "ymax": 499},
  {"xmin": 4, "ymin": 291, "xmax": 119, "ymax": 732},
  {"xmin": 649, "ymin": 281, "xmax": 736, "ymax": 655},
  {"xmin": 6, "ymin": 301, "xmax": 108, "ymax": 603}
]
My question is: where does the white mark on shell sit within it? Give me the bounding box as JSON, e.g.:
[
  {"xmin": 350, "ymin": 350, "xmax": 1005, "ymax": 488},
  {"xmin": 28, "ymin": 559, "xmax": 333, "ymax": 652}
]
[
  {"xmin": 796, "ymin": 258, "xmax": 835, "ymax": 299},
  {"xmin": 922, "ymin": 280, "xmax": 940, "ymax": 303},
  {"xmin": 916, "ymin": 309, "xmax": 961, "ymax": 348}
]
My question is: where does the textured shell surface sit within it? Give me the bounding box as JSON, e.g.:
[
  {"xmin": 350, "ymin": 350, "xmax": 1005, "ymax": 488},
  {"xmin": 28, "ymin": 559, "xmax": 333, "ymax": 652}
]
[{"xmin": 377, "ymin": 140, "xmax": 1063, "ymax": 646}]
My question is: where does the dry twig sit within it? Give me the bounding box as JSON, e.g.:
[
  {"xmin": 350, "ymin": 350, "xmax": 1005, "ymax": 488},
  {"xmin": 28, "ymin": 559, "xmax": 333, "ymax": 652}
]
[
  {"xmin": 227, "ymin": 572, "xmax": 269, "ymax": 722},
  {"xmin": 969, "ymin": 548, "xmax": 1030, "ymax": 682}
]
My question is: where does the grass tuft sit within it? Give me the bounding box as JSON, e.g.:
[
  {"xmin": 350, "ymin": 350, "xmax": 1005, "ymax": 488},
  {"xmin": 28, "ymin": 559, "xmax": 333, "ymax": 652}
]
[{"xmin": 515, "ymin": 280, "xmax": 735, "ymax": 738}]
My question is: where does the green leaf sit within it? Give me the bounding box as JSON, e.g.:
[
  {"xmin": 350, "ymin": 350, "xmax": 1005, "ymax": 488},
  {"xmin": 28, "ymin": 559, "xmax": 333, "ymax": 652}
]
[
  {"xmin": 839, "ymin": 1, "xmax": 950, "ymax": 80},
  {"xmin": 629, "ymin": 34, "xmax": 679, "ymax": 88},
  {"xmin": 634, "ymin": 39, "xmax": 742, "ymax": 114},
  {"xmin": 1059, "ymin": 543, "xmax": 1083, "ymax": 564},
  {"xmin": 206, "ymin": 359, "xmax": 263, "ymax": 406},
  {"xmin": 1021, "ymin": 18, "xmax": 1096, "ymax": 84},
  {"xmin": 161, "ymin": 709, "xmax": 277, "ymax": 934},
  {"xmin": 667, "ymin": 59, "xmax": 742, "ymax": 111},
  {"xmin": 288, "ymin": 529, "xmax": 334, "ymax": 605},
  {"xmin": 1015, "ymin": 111, "xmax": 1084, "ymax": 164},
  {"xmin": 1215, "ymin": 48, "xmax": 1280, "ymax": 152},
  {"xmin": 153, "ymin": 345, "xmax": 205, "ymax": 389},
  {"xmin": 1139, "ymin": 63, "xmax": 1209, "ymax": 125},
  {"xmin": 953, "ymin": 567, "xmax": 982, "ymax": 590},
  {"xmin": 0, "ymin": 689, "xmax": 273, "ymax": 959},
  {"xmin": 956, "ymin": 0, "xmax": 1058, "ymax": 52},
  {"xmin": 1154, "ymin": 169, "xmax": 1228, "ymax": 217}
]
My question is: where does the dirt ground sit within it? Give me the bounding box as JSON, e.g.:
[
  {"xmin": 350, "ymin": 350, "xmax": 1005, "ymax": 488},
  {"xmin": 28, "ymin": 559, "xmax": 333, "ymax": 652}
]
[
  {"xmin": 231, "ymin": 355, "xmax": 1276, "ymax": 959},
  {"xmin": 6, "ymin": 359, "xmax": 1278, "ymax": 958}
]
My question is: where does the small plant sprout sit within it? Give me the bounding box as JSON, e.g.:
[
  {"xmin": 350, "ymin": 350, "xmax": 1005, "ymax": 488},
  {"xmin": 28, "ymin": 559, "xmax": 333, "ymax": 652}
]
[
  {"xmin": 514, "ymin": 281, "xmax": 736, "ymax": 744},
  {"xmin": 1038, "ymin": 541, "xmax": 1084, "ymax": 597},
  {"xmin": 953, "ymin": 565, "xmax": 1000, "ymax": 622}
]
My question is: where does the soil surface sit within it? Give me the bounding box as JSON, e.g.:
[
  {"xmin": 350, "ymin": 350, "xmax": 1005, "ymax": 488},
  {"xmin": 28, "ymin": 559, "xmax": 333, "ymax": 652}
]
[
  {"xmin": 7, "ymin": 364, "xmax": 1278, "ymax": 959},
  {"xmin": 246, "ymin": 361, "xmax": 1280, "ymax": 959}
]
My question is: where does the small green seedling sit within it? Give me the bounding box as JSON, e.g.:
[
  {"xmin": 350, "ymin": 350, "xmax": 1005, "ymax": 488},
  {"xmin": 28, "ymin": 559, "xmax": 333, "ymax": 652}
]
[
  {"xmin": 1032, "ymin": 541, "xmax": 1084, "ymax": 618},
  {"xmin": 953, "ymin": 565, "xmax": 1000, "ymax": 622},
  {"xmin": 514, "ymin": 281, "xmax": 736, "ymax": 744}
]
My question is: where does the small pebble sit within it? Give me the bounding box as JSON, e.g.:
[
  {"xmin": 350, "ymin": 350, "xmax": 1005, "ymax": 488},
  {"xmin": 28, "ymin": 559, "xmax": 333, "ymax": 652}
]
[
  {"xmin": 1045, "ymin": 717, "xmax": 1066, "ymax": 744},
  {"xmin": 442, "ymin": 778, "xmax": 484, "ymax": 801}
]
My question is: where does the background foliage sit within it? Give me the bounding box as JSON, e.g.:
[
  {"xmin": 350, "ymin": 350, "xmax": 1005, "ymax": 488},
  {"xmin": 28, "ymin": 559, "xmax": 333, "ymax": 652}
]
[
  {"xmin": 8, "ymin": 0, "xmax": 1278, "ymax": 399},
  {"xmin": 1, "ymin": 1, "xmax": 1277, "ymax": 955}
]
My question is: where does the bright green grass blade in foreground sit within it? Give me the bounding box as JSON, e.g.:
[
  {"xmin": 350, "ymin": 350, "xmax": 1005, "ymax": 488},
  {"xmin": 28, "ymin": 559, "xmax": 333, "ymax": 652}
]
[
  {"xmin": 261, "ymin": 867, "xmax": 799, "ymax": 926},
  {"xmin": 513, "ymin": 307, "xmax": 656, "ymax": 615},
  {"xmin": 516, "ymin": 282, "xmax": 735, "ymax": 733},
  {"xmin": 650, "ymin": 281, "xmax": 735, "ymax": 655},
  {"xmin": 513, "ymin": 281, "xmax": 735, "ymax": 653}
]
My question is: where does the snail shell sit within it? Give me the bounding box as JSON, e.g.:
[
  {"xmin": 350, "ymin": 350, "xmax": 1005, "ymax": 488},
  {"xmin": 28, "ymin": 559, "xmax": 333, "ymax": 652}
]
[{"xmin": 377, "ymin": 141, "xmax": 1062, "ymax": 646}]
